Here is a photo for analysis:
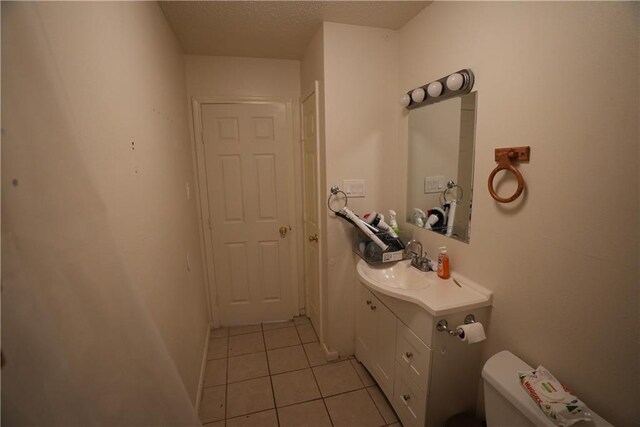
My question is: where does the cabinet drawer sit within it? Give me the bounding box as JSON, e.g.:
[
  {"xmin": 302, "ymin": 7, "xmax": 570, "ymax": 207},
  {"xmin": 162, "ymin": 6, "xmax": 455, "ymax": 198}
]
[
  {"xmin": 396, "ymin": 321, "xmax": 431, "ymax": 393},
  {"xmin": 393, "ymin": 363, "xmax": 427, "ymax": 427}
]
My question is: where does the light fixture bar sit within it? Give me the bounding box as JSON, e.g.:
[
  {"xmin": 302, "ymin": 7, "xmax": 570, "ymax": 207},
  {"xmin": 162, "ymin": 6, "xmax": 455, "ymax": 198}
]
[{"xmin": 402, "ymin": 69, "xmax": 475, "ymax": 110}]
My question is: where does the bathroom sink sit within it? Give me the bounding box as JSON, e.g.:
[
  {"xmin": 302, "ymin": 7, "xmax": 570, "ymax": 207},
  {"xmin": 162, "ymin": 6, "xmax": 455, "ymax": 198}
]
[
  {"xmin": 356, "ymin": 258, "xmax": 493, "ymax": 316},
  {"xmin": 356, "ymin": 259, "xmax": 434, "ymax": 290}
]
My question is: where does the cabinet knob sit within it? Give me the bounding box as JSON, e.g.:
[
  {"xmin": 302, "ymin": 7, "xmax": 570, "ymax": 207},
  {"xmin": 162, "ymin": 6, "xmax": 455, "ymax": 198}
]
[
  {"xmin": 402, "ymin": 394, "xmax": 411, "ymax": 402},
  {"xmin": 366, "ymin": 300, "xmax": 372, "ymax": 305},
  {"xmin": 405, "ymin": 351, "xmax": 413, "ymax": 359},
  {"xmin": 370, "ymin": 305, "xmax": 377, "ymax": 311}
]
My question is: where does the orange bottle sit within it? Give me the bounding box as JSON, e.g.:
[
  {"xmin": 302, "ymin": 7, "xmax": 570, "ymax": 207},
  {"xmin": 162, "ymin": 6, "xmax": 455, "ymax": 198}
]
[{"xmin": 437, "ymin": 246, "xmax": 450, "ymax": 279}]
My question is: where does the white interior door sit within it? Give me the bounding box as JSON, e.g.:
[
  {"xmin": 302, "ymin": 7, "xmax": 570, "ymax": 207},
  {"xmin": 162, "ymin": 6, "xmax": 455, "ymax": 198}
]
[
  {"xmin": 302, "ymin": 90, "xmax": 322, "ymax": 336},
  {"xmin": 199, "ymin": 101, "xmax": 296, "ymax": 325}
]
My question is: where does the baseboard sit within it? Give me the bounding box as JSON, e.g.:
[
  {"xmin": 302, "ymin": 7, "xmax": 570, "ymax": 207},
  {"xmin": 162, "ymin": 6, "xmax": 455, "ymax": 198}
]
[
  {"xmin": 195, "ymin": 325, "xmax": 211, "ymax": 413},
  {"xmin": 322, "ymin": 342, "xmax": 339, "ymax": 362}
]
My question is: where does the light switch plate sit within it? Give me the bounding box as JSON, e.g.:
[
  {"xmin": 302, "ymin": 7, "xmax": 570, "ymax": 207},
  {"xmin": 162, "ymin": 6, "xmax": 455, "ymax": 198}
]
[
  {"xmin": 343, "ymin": 179, "xmax": 366, "ymax": 198},
  {"xmin": 424, "ymin": 176, "xmax": 445, "ymax": 194}
]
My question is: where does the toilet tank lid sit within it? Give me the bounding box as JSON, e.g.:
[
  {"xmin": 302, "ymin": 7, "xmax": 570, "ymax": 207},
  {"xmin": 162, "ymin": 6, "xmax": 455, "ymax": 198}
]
[{"xmin": 482, "ymin": 351, "xmax": 611, "ymax": 427}]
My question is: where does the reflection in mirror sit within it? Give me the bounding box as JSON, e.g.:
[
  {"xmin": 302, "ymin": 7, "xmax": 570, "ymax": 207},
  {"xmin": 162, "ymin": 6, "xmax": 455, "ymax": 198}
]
[{"xmin": 406, "ymin": 92, "xmax": 477, "ymax": 243}]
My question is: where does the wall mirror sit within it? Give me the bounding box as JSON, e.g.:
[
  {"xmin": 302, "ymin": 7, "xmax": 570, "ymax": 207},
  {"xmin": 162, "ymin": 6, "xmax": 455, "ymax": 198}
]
[{"xmin": 406, "ymin": 92, "xmax": 477, "ymax": 243}]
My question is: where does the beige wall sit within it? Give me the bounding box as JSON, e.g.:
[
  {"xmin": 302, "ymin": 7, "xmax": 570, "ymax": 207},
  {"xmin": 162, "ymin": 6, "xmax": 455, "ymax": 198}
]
[
  {"xmin": 184, "ymin": 55, "xmax": 304, "ymax": 318},
  {"xmin": 2, "ymin": 2, "xmax": 208, "ymax": 422},
  {"xmin": 397, "ymin": 3, "xmax": 639, "ymax": 425},
  {"xmin": 322, "ymin": 22, "xmax": 400, "ymax": 355}
]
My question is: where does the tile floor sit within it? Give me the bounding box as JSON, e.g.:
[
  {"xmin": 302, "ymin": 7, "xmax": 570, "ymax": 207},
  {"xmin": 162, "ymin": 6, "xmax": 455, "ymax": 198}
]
[{"xmin": 199, "ymin": 316, "xmax": 402, "ymax": 427}]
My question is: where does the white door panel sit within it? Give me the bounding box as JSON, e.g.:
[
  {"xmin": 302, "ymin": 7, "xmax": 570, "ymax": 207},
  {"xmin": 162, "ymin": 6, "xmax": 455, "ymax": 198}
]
[{"xmin": 199, "ymin": 102, "xmax": 295, "ymax": 324}]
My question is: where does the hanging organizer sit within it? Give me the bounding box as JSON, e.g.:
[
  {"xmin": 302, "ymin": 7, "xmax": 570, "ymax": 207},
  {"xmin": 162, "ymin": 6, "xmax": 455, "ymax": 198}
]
[{"xmin": 328, "ymin": 186, "xmax": 407, "ymax": 265}]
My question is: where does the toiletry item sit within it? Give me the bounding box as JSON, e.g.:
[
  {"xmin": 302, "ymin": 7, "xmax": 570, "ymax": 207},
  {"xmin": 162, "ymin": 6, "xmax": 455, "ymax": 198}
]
[
  {"xmin": 388, "ymin": 210, "xmax": 400, "ymax": 234},
  {"xmin": 425, "ymin": 207, "xmax": 446, "ymax": 231},
  {"xmin": 446, "ymin": 200, "xmax": 457, "ymax": 237},
  {"xmin": 413, "ymin": 208, "xmax": 426, "ymax": 227},
  {"xmin": 339, "ymin": 207, "xmax": 389, "ymax": 251},
  {"xmin": 456, "ymin": 322, "xmax": 486, "ymax": 344},
  {"xmin": 364, "ymin": 212, "xmax": 398, "ymax": 238},
  {"xmin": 437, "ymin": 246, "xmax": 450, "ymax": 279},
  {"xmin": 518, "ymin": 366, "xmax": 592, "ymax": 426}
]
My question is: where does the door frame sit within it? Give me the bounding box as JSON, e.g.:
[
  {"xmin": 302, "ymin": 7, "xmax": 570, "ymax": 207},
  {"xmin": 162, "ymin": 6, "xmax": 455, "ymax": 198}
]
[
  {"xmin": 300, "ymin": 83, "xmax": 324, "ymax": 343},
  {"xmin": 191, "ymin": 96, "xmax": 300, "ymax": 327}
]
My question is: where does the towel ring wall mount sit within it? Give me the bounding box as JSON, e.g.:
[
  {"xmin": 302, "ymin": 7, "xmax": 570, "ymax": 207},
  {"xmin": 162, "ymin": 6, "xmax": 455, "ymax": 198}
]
[{"xmin": 488, "ymin": 146, "xmax": 530, "ymax": 203}]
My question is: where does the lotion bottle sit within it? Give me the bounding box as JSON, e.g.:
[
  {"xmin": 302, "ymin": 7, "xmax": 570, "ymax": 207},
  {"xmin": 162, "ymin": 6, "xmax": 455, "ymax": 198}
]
[{"xmin": 437, "ymin": 246, "xmax": 450, "ymax": 279}]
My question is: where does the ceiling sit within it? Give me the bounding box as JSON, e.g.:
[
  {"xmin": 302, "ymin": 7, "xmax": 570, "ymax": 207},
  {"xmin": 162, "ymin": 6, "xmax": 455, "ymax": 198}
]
[{"xmin": 159, "ymin": 1, "xmax": 431, "ymax": 60}]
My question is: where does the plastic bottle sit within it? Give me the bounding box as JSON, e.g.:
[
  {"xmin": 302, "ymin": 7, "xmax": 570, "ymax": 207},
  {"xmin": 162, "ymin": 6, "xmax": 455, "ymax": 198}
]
[{"xmin": 437, "ymin": 246, "xmax": 450, "ymax": 279}]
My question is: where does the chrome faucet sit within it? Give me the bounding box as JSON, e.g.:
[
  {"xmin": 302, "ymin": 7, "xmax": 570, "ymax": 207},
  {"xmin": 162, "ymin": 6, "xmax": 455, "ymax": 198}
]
[{"xmin": 404, "ymin": 240, "xmax": 432, "ymax": 272}]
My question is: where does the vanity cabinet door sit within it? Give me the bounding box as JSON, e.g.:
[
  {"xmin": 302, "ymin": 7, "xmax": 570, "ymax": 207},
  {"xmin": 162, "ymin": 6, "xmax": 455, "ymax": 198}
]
[
  {"xmin": 356, "ymin": 284, "xmax": 397, "ymax": 397},
  {"xmin": 374, "ymin": 300, "xmax": 396, "ymax": 397},
  {"xmin": 355, "ymin": 284, "xmax": 377, "ymax": 369}
]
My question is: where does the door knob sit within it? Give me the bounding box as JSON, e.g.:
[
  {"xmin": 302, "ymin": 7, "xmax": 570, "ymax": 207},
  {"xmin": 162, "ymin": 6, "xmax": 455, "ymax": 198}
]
[
  {"xmin": 308, "ymin": 234, "xmax": 319, "ymax": 242},
  {"xmin": 279, "ymin": 227, "xmax": 288, "ymax": 238}
]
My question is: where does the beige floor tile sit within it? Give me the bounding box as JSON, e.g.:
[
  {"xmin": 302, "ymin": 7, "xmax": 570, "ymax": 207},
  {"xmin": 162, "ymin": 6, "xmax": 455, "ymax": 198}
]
[
  {"xmin": 262, "ymin": 320, "xmax": 294, "ymax": 331},
  {"xmin": 229, "ymin": 324, "xmax": 262, "ymax": 336},
  {"xmin": 303, "ymin": 342, "xmax": 328, "ymax": 367},
  {"xmin": 264, "ymin": 326, "xmax": 301, "ymax": 350},
  {"xmin": 312, "ymin": 360, "xmax": 364, "ymax": 397},
  {"xmin": 203, "ymin": 421, "xmax": 225, "ymax": 427},
  {"xmin": 267, "ymin": 345, "xmax": 309, "ymax": 374},
  {"xmin": 199, "ymin": 385, "xmax": 226, "ymax": 423},
  {"xmin": 226, "ymin": 409, "xmax": 278, "ymax": 427},
  {"xmin": 296, "ymin": 323, "xmax": 318, "ymax": 343},
  {"xmin": 366, "ymin": 385, "xmax": 398, "ymax": 424},
  {"xmin": 293, "ymin": 316, "xmax": 311, "ymax": 325},
  {"xmin": 351, "ymin": 359, "xmax": 375, "ymax": 387},
  {"xmin": 271, "ymin": 368, "xmax": 321, "ymax": 407},
  {"xmin": 226, "ymin": 376, "xmax": 274, "ymax": 418},
  {"xmin": 277, "ymin": 399, "xmax": 332, "ymax": 427},
  {"xmin": 324, "ymin": 389, "xmax": 385, "ymax": 427},
  {"xmin": 387, "ymin": 423, "xmax": 402, "ymax": 427},
  {"xmin": 211, "ymin": 327, "xmax": 229, "ymax": 339},
  {"xmin": 204, "ymin": 358, "xmax": 227, "ymax": 387},
  {"xmin": 208, "ymin": 337, "xmax": 228, "ymax": 360},
  {"xmin": 228, "ymin": 332, "xmax": 265, "ymax": 357},
  {"xmin": 228, "ymin": 352, "xmax": 269, "ymax": 383}
]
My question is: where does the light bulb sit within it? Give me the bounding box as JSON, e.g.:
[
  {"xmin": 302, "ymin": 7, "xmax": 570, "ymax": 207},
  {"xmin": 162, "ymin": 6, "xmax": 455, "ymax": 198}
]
[
  {"xmin": 427, "ymin": 81, "xmax": 443, "ymax": 97},
  {"xmin": 446, "ymin": 73, "xmax": 464, "ymax": 91},
  {"xmin": 400, "ymin": 93, "xmax": 411, "ymax": 107},
  {"xmin": 411, "ymin": 88, "xmax": 426, "ymax": 103}
]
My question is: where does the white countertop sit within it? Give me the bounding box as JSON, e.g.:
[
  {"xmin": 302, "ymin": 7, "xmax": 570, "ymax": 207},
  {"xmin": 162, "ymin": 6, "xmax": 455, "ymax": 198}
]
[{"xmin": 356, "ymin": 259, "xmax": 493, "ymax": 317}]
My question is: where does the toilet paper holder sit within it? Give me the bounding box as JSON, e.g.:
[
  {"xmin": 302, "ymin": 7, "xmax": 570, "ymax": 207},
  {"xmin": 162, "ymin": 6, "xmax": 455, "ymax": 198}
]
[{"xmin": 437, "ymin": 314, "xmax": 476, "ymax": 337}]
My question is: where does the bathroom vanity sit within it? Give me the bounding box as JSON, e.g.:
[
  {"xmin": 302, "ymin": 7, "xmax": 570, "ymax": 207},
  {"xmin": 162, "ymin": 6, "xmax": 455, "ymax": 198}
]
[{"xmin": 355, "ymin": 259, "xmax": 492, "ymax": 426}]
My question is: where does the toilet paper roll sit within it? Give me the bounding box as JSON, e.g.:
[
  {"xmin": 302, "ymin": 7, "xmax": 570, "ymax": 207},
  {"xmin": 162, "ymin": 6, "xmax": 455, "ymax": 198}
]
[{"xmin": 457, "ymin": 322, "xmax": 486, "ymax": 344}]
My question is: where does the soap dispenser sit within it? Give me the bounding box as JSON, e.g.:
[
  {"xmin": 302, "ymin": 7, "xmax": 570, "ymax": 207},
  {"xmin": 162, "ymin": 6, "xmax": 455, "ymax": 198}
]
[{"xmin": 437, "ymin": 246, "xmax": 450, "ymax": 279}]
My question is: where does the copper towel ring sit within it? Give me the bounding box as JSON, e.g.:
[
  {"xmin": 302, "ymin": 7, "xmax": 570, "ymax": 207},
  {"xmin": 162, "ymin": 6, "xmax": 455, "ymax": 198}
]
[{"xmin": 488, "ymin": 146, "xmax": 530, "ymax": 203}]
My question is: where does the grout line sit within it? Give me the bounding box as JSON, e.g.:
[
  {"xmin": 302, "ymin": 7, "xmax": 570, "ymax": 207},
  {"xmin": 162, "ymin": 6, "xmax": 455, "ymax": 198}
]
[
  {"xmin": 308, "ymin": 354, "xmax": 334, "ymax": 427},
  {"xmin": 262, "ymin": 320, "xmax": 281, "ymax": 427},
  {"xmin": 365, "ymin": 385, "xmax": 389, "ymax": 425}
]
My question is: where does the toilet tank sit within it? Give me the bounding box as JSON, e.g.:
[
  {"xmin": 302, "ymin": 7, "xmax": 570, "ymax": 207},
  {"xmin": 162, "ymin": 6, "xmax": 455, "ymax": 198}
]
[{"xmin": 482, "ymin": 351, "xmax": 611, "ymax": 427}]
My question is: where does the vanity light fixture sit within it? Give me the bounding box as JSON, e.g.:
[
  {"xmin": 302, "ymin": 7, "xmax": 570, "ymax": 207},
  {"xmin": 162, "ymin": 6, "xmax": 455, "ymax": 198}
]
[
  {"xmin": 446, "ymin": 73, "xmax": 464, "ymax": 91},
  {"xmin": 400, "ymin": 93, "xmax": 411, "ymax": 107},
  {"xmin": 427, "ymin": 81, "xmax": 443, "ymax": 97},
  {"xmin": 411, "ymin": 87, "xmax": 426, "ymax": 103},
  {"xmin": 402, "ymin": 69, "xmax": 475, "ymax": 109}
]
